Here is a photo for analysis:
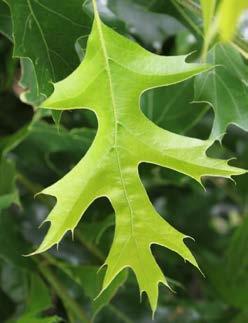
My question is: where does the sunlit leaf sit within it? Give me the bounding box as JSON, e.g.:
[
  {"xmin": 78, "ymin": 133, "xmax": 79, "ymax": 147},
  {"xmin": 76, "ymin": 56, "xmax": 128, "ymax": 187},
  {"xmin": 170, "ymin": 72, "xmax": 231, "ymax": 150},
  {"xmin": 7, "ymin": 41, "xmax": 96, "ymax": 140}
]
[{"xmin": 29, "ymin": 3, "xmax": 246, "ymax": 313}]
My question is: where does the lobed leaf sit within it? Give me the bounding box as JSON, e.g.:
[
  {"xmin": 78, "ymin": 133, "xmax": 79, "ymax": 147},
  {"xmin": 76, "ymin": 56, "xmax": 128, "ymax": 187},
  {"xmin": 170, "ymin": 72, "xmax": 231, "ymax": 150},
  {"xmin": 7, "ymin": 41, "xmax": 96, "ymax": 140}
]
[{"xmin": 31, "ymin": 2, "xmax": 246, "ymax": 312}]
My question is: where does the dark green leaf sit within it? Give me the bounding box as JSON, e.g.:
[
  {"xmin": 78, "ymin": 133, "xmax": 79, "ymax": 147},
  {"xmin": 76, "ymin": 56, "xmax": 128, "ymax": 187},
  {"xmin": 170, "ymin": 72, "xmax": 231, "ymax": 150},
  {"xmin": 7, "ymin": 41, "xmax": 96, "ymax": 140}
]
[
  {"xmin": 195, "ymin": 44, "xmax": 248, "ymax": 139},
  {"xmin": 5, "ymin": 0, "xmax": 91, "ymax": 105},
  {"xmin": 142, "ymin": 78, "xmax": 208, "ymax": 135}
]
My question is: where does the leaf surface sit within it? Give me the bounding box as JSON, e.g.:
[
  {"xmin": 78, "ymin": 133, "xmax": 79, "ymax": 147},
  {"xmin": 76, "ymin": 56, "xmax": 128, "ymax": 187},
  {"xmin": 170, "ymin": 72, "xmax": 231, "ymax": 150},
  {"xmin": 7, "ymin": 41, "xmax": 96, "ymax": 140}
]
[
  {"xmin": 33, "ymin": 3, "xmax": 245, "ymax": 312},
  {"xmin": 0, "ymin": 158, "xmax": 19, "ymax": 211},
  {"xmin": 0, "ymin": 0, "xmax": 12, "ymax": 40},
  {"xmin": 5, "ymin": 0, "xmax": 91, "ymax": 105},
  {"xmin": 195, "ymin": 43, "xmax": 248, "ymax": 138},
  {"xmin": 0, "ymin": 211, "xmax": 35, "ymax": 269},
  {"xmin": 206, "ymin": 216, "xmax": 248, "ymax": 309},
  {"xmin": 17, "ymin": 275, "xmax": 60, "ymax": 323},
  {"xmin": 142, "ymin": 79, "xmax": 208, "ymax": 135}
]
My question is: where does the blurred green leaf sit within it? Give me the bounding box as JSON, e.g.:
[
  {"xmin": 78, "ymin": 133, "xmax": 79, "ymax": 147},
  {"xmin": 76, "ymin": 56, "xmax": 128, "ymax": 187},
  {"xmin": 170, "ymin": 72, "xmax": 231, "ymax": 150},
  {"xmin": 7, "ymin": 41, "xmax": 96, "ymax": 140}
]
[
  {"xmin": 1, "ymin": 263, "xmax": 29, "ymax": 304},
  {"xmin": 14, "ymin": 121, "xmax": 95, "ymax": 182},
  {"xmin": 206, "ymin": 216, "xmax": 248, "ymax": 309},
  {"xmin": 195, "ymin": 43, "xmax": 248, "ymax": 139},
  {"xmin": 17, "ymin": 275, "xmax": 60, "ymax": 323},
  {"xmin": 0, "ymin": 0, "xmax": 12, "ymax": 40},
  {"xmin": 61, "ymin": 264, "xmax": 128, "ymax": 318},
  {"xmin": 0, "ymin": 211, "xmax": 35, "ymax": 269},
  {"xmin": 107, "ymin": 0, "xmax": 185, "ymax": 51},
  {"xmin": 142, "ymin": 78, "xmax": 208, "ymax": 135},
  {"xmin": 78, "ymin": 214, "xmax": 114, "ymax": 245},
  {"xmin": 0, "ymin": 158, "xmax": 19, "ymax": 211}
]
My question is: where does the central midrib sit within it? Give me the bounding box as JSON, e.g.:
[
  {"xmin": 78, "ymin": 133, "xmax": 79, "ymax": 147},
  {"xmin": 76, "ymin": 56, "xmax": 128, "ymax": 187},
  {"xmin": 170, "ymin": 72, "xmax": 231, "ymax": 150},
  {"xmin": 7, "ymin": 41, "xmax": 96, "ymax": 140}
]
[{"xmin": 93, "ymin": 3, "xmax": 135, "ymax": 236}]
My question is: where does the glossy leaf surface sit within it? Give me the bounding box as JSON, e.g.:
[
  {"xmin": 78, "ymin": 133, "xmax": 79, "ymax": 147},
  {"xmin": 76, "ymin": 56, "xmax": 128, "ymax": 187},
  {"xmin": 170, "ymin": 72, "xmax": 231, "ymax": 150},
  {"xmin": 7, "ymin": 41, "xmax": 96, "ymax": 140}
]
[{"xmin": 24, "ymin": 1, "xmax": 245, "ymax": 312}]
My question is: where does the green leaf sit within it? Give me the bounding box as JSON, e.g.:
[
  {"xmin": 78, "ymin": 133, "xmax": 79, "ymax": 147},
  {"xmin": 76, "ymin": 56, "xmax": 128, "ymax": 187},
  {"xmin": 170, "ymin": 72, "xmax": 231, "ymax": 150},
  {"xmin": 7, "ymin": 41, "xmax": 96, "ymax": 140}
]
[
  {"xmin": 0, "ymin": 0, "xmax": 12, "ymax": 40},
  {"xmin": 32, "ymin": 3, "xmax": 245, "ymax": 312},
  {"xmin": 25, "ymin": 121, "xmax": 94, "ymax": 156},
  {"xmin": 195, "ymin": 43, "xmax": 248, "ymax": 139},
  {"xmin": 0, "ymin": 211, "xmax": 34, "ymax": 269},
  {"xmin": 19, "ymin": 57, "xmax": 62, "ymax": 126},
  {"xmin": 17, "ymin": 275, "xmax": 60, "ymax": 323},
  {"xmin": 78, "ymin": 214, "xmax": 114, "ymax": 245},
  {"xmin": 0, "ymin": 123, "xmax": 30, "ymax": 157},
  {"xmin": 5, "ymin": 0, "xmax": 91, "ymax": 105},
  {"xmin": 206, "ymin": 216, "xmax": 248, "ymax": 309},
  {"xmin": 19, "ymin": 58, "xmax": 46, "ymax": 106},
  {"xmin": 14, "ymin": 121, "xmax": 95, "ymax": 178},
  {"xmin": 0, "ymin": 158, "xmax": 19, "ymax": 211},
  {"xmin": 18, "ymin": 316, "xmax": 59, "ymax": 323},
  {"xmin": 62, "ymin": 265, "xmax": 127, "ymax": 317},
  {"xmin": 1, "ymin": 263, "xmax": 29, "ymax": 304},
  {"xmin": 142, "ymin": 78, "xmax": 208, "ymax": 135}
]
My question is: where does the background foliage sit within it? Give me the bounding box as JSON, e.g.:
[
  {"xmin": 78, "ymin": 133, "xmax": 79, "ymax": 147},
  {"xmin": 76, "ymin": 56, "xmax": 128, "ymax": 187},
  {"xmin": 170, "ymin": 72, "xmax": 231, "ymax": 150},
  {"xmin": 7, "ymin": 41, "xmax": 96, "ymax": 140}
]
[{"xmin": 0, "ymin": 0, "xmax": 248, "ymax": 322}]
